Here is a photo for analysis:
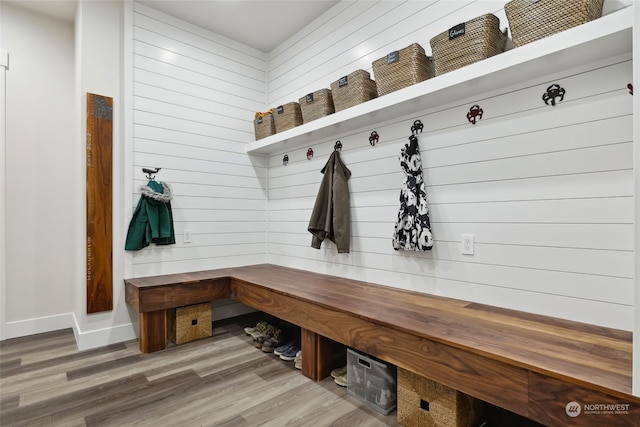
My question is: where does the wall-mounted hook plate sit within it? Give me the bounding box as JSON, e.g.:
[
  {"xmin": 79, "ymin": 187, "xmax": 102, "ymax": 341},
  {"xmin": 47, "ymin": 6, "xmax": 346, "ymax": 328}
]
[
  {"xmin": 542, "ymin": 84, "xmax": 565, "ymax": 106},
  {"xmin": 369, "ymin": 131, "xmax": 379, "ymax": 146},
  {"xmin": 282, "ymin": 154, "xmax": 289, "ymax": 166},
  {"xmin": 628, "ymin": 83, "xmax": 633, "ymax": 95},
  {"xmin": 466, "ymin": 105, "xmax": 483, "ymax": 124},
  {"xmin": 334, "ymin": 140, "xmax": 342, "ymax": 151},
  {"xmin": 143, "ymin": 167, "xmax": 161, "ymax": 180},
  {"xmin": 411, "ymin": 119, "xmax": 423, "ymax": 135},
  {"xmin": 306, "ymin": 148, "xmax": 314, "ymax": 160}
]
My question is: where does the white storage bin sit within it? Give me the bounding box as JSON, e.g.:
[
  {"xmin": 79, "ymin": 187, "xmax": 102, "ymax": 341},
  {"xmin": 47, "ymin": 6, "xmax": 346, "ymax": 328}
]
[{"xmin": 347, "ymin": 348, "xmax": 397, "ymax": 415}]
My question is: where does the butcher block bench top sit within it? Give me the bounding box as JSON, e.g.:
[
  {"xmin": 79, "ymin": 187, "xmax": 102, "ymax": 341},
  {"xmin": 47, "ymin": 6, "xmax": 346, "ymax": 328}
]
[{"xmin": 125, "ymin": 263, "xmax": 639, "ymax": 426}]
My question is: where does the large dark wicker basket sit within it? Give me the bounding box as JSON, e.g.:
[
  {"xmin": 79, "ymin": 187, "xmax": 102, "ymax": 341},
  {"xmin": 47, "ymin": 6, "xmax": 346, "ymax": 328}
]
[
  {"xmin": 430, "ymin": 14, "xmax": 508, "ymax": 76},
  {"xmin": 372, "ymin": 43, "xmax": 433, "ymax": 96},
  {"xmin": 505, "ymin": 0, "xmax": 604, "ymax": 48}
]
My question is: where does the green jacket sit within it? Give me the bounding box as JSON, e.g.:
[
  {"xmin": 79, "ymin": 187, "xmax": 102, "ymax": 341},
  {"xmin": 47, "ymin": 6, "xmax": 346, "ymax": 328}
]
[{"xmin": 125, "ymin": 180, "xmax": 175, "ymax": 251}]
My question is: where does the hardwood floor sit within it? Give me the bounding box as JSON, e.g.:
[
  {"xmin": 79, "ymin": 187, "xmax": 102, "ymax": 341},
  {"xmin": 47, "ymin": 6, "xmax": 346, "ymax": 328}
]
[{"xmin": 0, "ymin": 316, "xmax": 403, "ymax": 427}]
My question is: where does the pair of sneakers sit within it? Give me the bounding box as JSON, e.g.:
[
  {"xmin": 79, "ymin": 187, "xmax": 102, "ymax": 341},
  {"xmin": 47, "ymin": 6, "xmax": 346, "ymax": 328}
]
[
  {"xmin": 244, "ymin": 321, "xmax": 271, "ymax": 339},
  {"xmin": 259, "ymin": 328, "xmax": 289, "ymax": 353},
  {"xmin": 331, "ymin": 365, "xmax": 347, "ymax": 387},
  {"xmin": 277, "ymin": 340, "xmax": 301, "ymax": 362},
  {"xmin": 244, "ymin": 320, "xmax": 284, "ymax": 352},
  {"xmin": 294, "ymin": 351, "xmax": 302, "ymax": 370}
]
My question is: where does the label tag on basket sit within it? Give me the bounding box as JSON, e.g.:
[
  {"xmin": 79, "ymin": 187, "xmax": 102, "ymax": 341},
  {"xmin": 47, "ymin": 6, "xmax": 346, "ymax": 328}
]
[
  {"xmin": 277, "ymin": 105, "xmax": 284, "ymax": 114},
  {"xmin": 386, "ymin": 51, "xmax": 399, "ymax": 64},
  {"xmin": 338, "ymin": 76, "xmax": 348, "ymax": 87},
  {"xmin": 257, "ymin": 116, "xmax": 263, "ymax": 124},
  {"xmin": 306, "ymin": 93, "xmax": 314, "ymax": 103},
  {"xmin": 449, "ymin": 22, "xmax": 466, "ymax": 40}
]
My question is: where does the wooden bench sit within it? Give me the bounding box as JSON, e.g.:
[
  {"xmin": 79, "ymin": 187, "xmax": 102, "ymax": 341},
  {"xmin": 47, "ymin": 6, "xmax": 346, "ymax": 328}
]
[{"xmin": 125, "ymin": 264, "xmax": 639, "ymax": 426}]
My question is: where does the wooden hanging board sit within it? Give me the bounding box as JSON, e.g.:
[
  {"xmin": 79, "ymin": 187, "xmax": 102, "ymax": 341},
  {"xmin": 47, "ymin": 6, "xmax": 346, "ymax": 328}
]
[{"xmin": 86, "ymin": 93, "xmax": 113, "ymax": 313}]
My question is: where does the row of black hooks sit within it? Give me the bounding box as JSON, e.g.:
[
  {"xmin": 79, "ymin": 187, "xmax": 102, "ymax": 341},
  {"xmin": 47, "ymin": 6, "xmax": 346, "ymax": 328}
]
[
  {"xmin": 466, "ymin": 82, "xmax": 632, "ymax": 125},
  {"xmin": 282, "ymin": 131, "xmax": 381, "ymax": 166},
  {"xmin": 281, "ymin": 81, "xmax": 633, "ymax": 164}
]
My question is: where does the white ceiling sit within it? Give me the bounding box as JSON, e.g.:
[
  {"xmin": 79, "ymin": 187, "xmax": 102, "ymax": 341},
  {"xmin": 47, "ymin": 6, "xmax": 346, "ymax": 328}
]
[{"xmin": 5, "ymin": 0, "xmax": 339, "ymax": 53}]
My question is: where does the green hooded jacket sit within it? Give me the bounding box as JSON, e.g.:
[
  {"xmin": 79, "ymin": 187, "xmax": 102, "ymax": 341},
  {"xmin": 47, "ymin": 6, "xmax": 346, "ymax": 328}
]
[{"xmin": 125, "ymin": 180, "xmax": 176, "ymax": 251}]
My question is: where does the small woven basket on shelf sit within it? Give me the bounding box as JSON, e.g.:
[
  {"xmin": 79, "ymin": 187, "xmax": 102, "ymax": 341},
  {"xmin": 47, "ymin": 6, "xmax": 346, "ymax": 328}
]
[
  {"xmin": 505, "ymin": 0, "xmax": 604, "ymax": 48},
  {"xmin": 273, "ymin": 102, "xmax": 303, "ymax": 133},
  {"xmin": 298, "ymin": 89, "xmax": 335, "ymax": 123},
  {"xmin": 430, "ymin": 14, "xmax": 508, "ymax": 76},
  {"xmin": 372, "ymin": 43, "xmax": 433, "ymax": 97},
  {"xmin": 253, "ymin": 113, "xmax": 275, "ymax": 140},
  {"xmin": 330, "ymin": 70, "xmax": 378, "ymax": 112}
]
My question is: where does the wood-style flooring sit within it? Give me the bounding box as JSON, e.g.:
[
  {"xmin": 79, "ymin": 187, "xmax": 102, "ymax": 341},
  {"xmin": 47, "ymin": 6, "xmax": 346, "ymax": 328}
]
[{"xmin": 0, "ymin": 317, "xmax": 403, "ymax": 427}]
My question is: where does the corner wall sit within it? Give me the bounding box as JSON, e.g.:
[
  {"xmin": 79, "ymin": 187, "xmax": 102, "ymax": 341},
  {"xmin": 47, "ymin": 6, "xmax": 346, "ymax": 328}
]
[{"xmin": 264, "ymin": 0, "xmax": 635, "ymax": 330}]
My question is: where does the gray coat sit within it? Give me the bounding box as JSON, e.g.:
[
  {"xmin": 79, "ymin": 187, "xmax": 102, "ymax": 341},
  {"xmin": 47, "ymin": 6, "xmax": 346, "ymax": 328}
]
[{"xmin": 308, "ymin": 150, "xmax": 351, "ymax": 253}]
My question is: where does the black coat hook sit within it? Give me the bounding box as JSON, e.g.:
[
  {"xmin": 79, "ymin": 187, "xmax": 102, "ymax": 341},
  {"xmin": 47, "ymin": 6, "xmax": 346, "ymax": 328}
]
[
  {"xmin": 467, "ymin": 105, "xmax": 483, "ymax": 124},
  {"xmin": 628, "ymin": 83, "xmax": 633, "ymax": 95},
  {"xmin": 543, "ymin": 84, "xmax": 565, "ymax": 106},
  {"xmin": 334, "ymin": 140, "xmax": 342, "ymax": 151},
  {"xmin": 307, "ymin": 148, "xmax": 314, "ymax": 160},
  {"xmin": 143, "ymin": 167, "xmax": 161, "ymax": 180},
  {"xmin": 283, "ymin": 154, "xmax": 289, "ymax": 166},
  {"xmin": 411, "ymin": 120, "xmax": 423, "ymax": 135},
  {"xmin": 369, "ymin": 131, "xmax": 379, "ymax": 146}
]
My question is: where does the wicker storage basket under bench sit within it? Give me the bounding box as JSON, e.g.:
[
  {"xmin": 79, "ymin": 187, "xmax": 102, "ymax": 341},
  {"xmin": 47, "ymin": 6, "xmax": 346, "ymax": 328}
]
[
  {"xmin": 330, "ymin": 70, "xmax": 378, "ymax": 112},
  {"xmin": 397, "ymin": 368, "xmax": 483, "ymax": 427},
  {"xmin": 430, "ymin": 13, "xmax": 508, "ymax": 76},
  {"xmin": 167, "ymin": 302, "xmax": 212, "ymax": 345},
  {"xmin": 505, "ymin": 0, "xmax": 604, "ymax": 48},
  {"xmin": 372, "ymin": 43, "xmax": 433, "ymax": 97}
]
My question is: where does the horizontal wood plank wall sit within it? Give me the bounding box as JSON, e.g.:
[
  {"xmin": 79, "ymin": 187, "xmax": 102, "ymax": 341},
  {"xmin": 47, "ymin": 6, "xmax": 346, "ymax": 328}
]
[
  {"xmin": 264, "ymin": 0, "xmax": 635, "ymax": 330},
  {"xmin": 130, "ymin": 3, "xmax": 268, "ymax": 277}
]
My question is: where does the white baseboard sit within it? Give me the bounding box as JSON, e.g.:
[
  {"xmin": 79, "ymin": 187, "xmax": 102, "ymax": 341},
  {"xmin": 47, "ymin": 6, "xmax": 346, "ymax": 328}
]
[
  {"xmin": 3, "ymin": 303, "xmax": 254, "ymax": 349},
  {"xmin": 4, "ymin": 312, "xmax": 76, "ymax": 339},
  {"xmin": 3, "ymin": 312, "xmax": 137, "ymax": 351},
  {"xmin": 73, "ymin": 318, "xmax": 137, "ymax": 351}
]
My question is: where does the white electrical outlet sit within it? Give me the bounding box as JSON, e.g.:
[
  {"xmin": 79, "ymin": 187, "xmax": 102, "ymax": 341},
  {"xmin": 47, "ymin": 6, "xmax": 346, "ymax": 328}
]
[
  {"xmin": 183, "ymin": 229, "xmax": 192, "ymax": 243},
  {"xmin": 461, "ymin": 234, "xmax": 474, "ymax": 255}
]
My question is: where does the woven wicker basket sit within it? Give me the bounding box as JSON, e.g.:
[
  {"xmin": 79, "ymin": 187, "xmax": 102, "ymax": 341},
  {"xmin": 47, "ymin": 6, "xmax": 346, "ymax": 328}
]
[
  {"xmin": 273, "ymin": 102, "xmax": 303, "ymax": 133},
  {"xmin": 430, "ymin": 14, "xmax": 508, "ymax": 76},
  {"xmin": 330, "ymin": 70, "xmax": 378, "ymax": 112},
  {"xmin": 397, "ymin": 368, "xmax": 483, "ymax": 427},
  {"xmin": 298, "ymin": 89, "xmax": 335, "ymax": 123},
  {"xmin": 167, "ymin": 302, "xmax": 212, "ymax": 345},
  {"xmin": 505, "ymin": 0, "xmax": 604, "ymax": 48},
  {"xmin": 372, "ymin": 43, "xmax": 433, "ymax": 97},
  {"xmin": 253, "ymin": 113, "xmax": 275, "ymax": 140}
]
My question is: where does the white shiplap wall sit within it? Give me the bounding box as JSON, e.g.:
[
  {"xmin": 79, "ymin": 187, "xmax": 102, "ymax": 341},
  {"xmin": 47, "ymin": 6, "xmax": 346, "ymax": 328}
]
[
  {"xmin": 264, "ymin": 0, "xmax": 634, "ymax": 330},
  {"xmin": 129, "ymin": 3, "xmax": 268, "ymax": 286}
]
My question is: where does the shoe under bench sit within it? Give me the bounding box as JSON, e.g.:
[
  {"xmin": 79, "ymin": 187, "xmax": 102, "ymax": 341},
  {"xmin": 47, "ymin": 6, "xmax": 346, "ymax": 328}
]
[{"xmin": 124, "ymin": 263, "xmax": 639, "ymax": 426}]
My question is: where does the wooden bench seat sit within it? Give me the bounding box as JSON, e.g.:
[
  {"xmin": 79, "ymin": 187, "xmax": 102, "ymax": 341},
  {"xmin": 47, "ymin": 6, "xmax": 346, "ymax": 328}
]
[{"xmin": 125, "ymin": 263, "xmax": 639, "ymax": 426}]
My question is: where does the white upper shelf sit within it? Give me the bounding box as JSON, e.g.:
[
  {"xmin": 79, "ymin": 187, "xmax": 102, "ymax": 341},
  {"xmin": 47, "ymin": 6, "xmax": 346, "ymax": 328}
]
[{"xmin": 246, "ymin": 8, "xmax": 633, "ymax": 156}]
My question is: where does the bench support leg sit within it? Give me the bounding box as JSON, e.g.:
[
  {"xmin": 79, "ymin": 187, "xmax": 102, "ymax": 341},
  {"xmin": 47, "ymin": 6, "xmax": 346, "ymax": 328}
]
[
  {"xmin": 139, "ymin": 310, "xmax": 166, "ymax": 353},
  {"xmin": 301, "ymin": 328, "xmax": 334, "ymax": 381}
]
